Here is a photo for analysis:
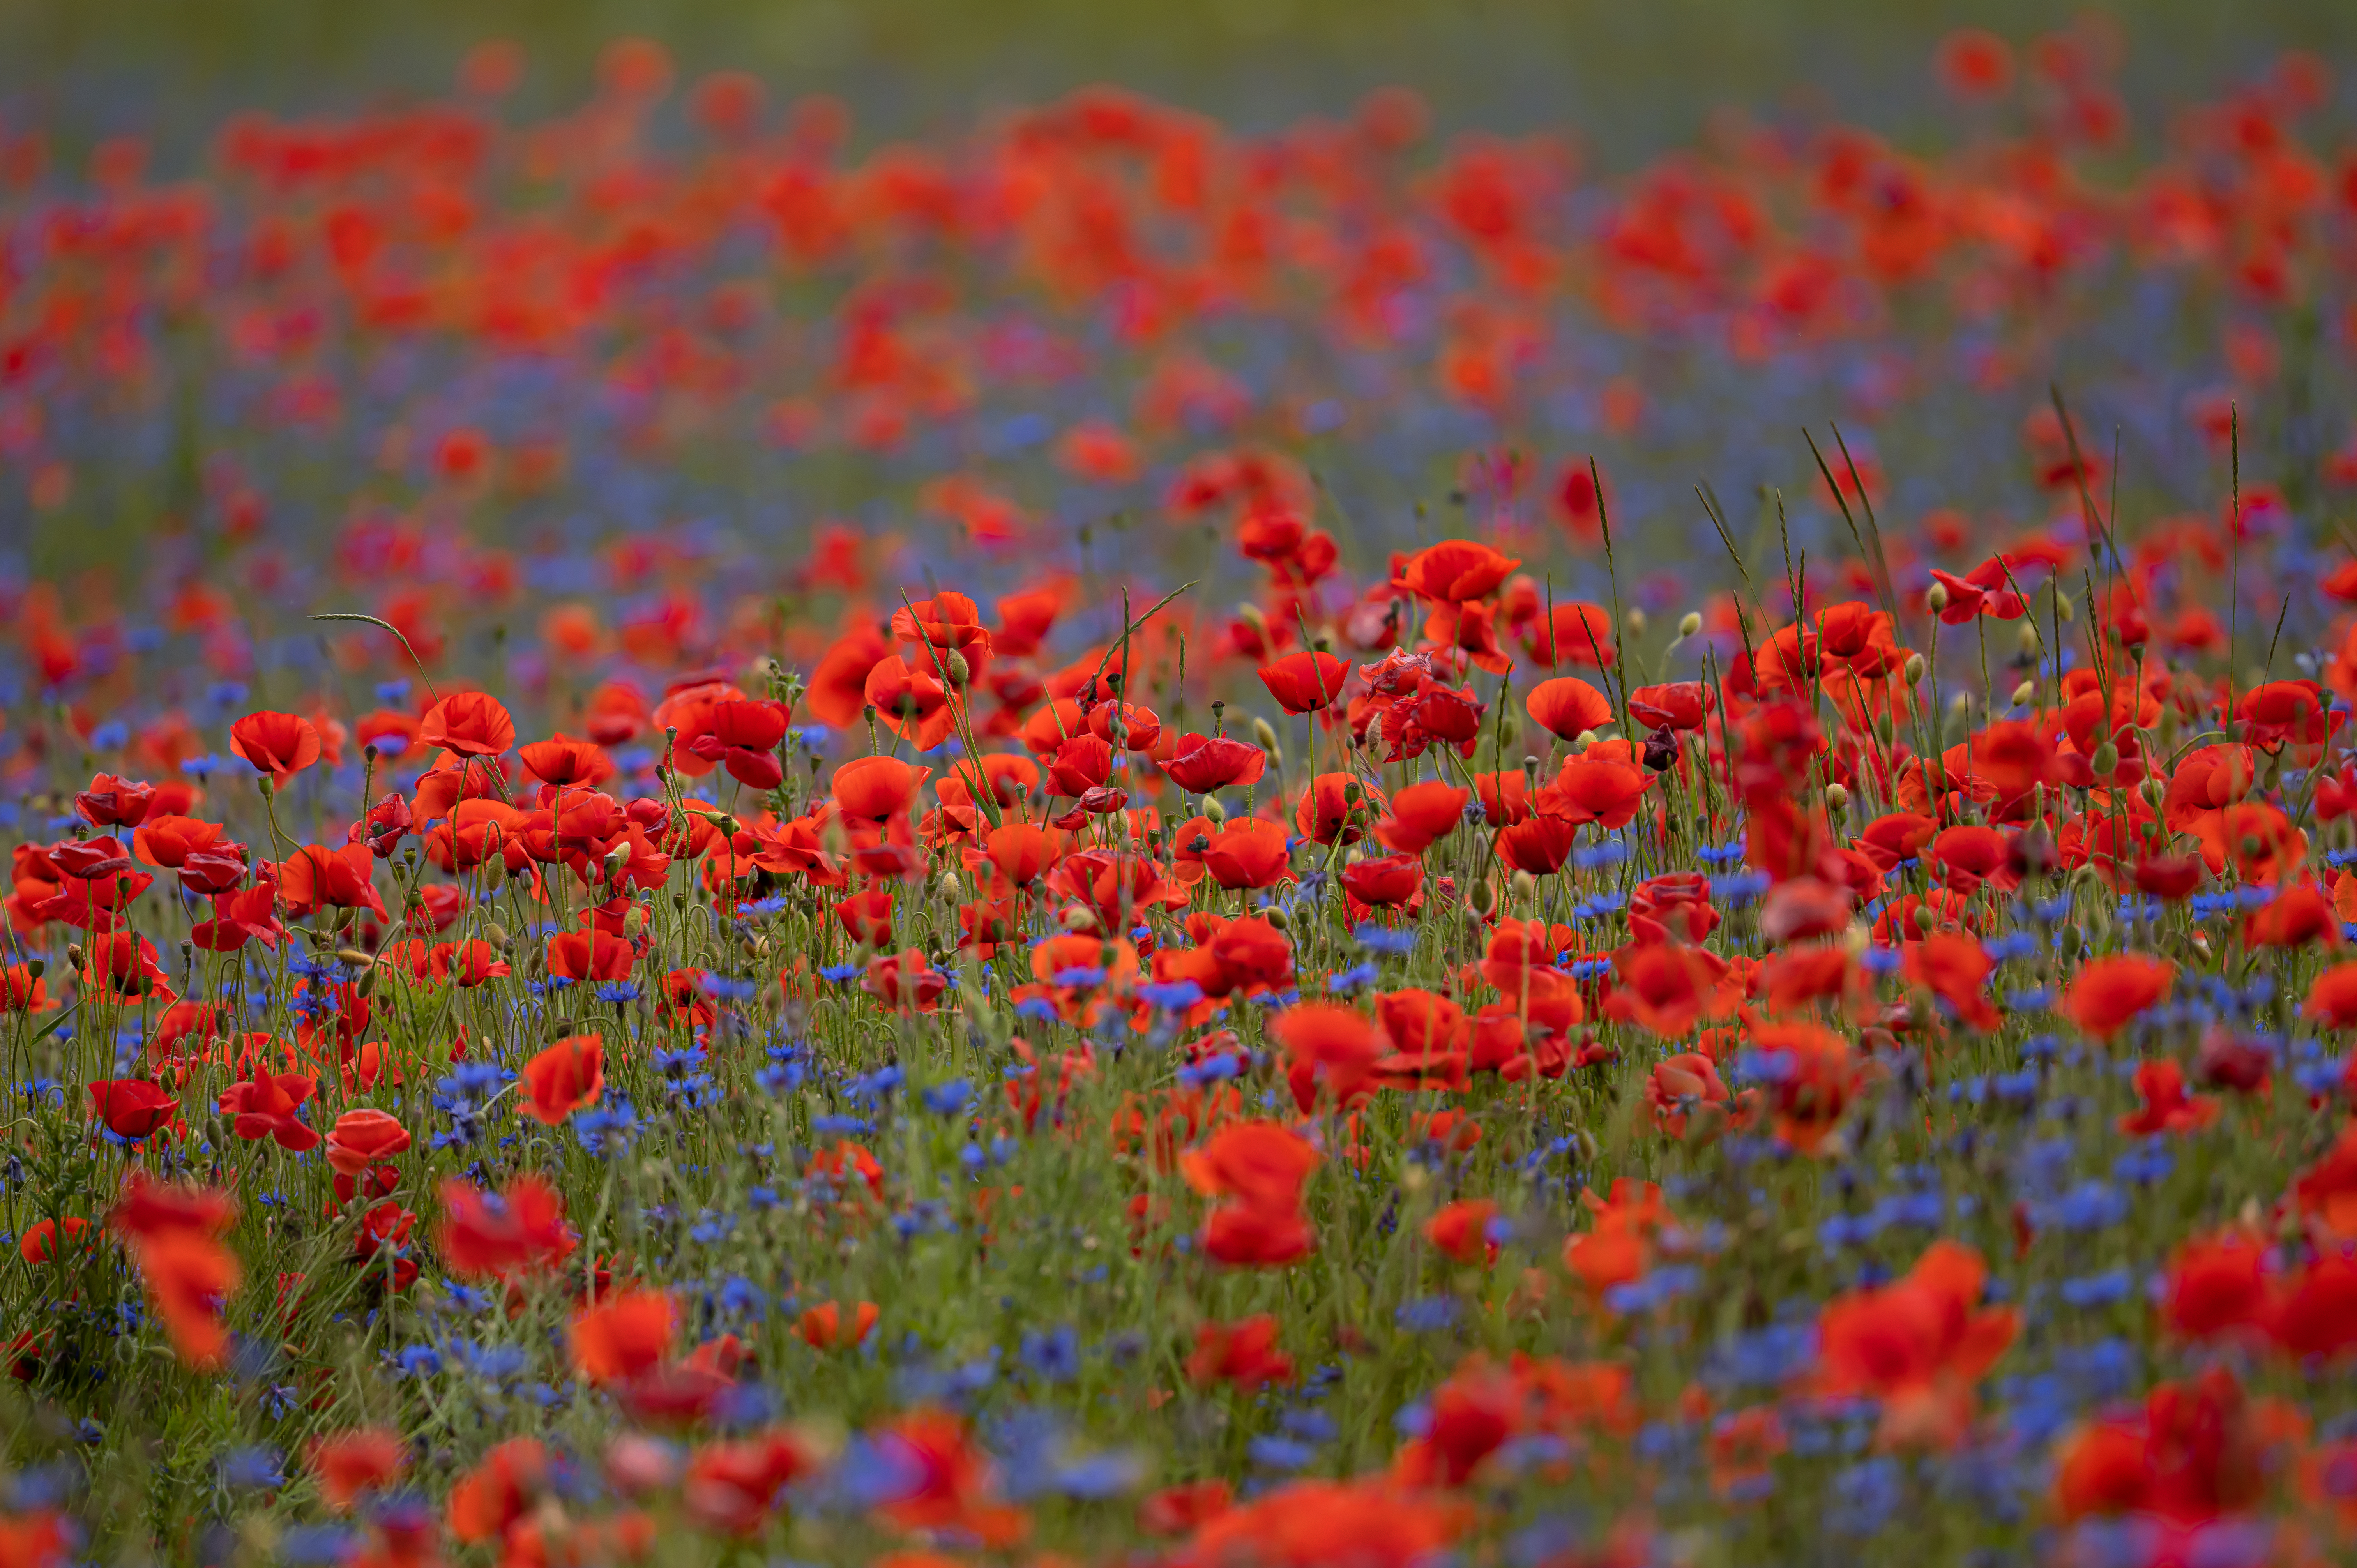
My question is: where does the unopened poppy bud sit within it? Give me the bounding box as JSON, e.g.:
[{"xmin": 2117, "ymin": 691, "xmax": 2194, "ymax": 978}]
[
  {"xmin": 2091, "ymin": 740, "xmax": 2119, "ymax": 776},
  {"xmin": 1236, "ymin": 602, "xmax": 1268, "ymax": 638},
  {"xmin": 936, "ymin": 872, "xmax": 963, "ymax": 902},
  {"xmin": 1496, "ymin": 715, "xmax": 1517, "ymax": 749},
  {"xmin": 22, "ymin": 959, "xmax": 39, "ymax": 980},
  {"xmin": 1201, "ymin": 794, "xmax": 1227, "ymax": 825},
  {"xmin": 945, "ymin": 650, "xmax": 971, "ymax": 687},
  {"xmin": 1510, "ymin": 869, "xmax": 1538, "ymax": 902},
  {"xmin": 257, "ymin": 775, "xmax": 274, "ymax": 798},
  {"xmin": 1824, "ymin": 782, "xmax": 1850, "ymax": 813},
  {"xmin": 2055, "ymin": 593, "xmax": 2074, "ymax": 622},
  {"xmin": 1925, "ymin": 581, "xmax": 1950, "ymax": 613},
  {"xmin": 1573, "ymin": 729, "xmax": 1598, "ymax": 749},
  {"xmin": 1624, "ymin": 607, "xmax": 1646, "ymax": 636},
  {"xmin": 336, "ymin": 948, "xmax": 374, "ymax": 968},
  {"xmin": 484, "ymin": 922, "xmax": 511, "ymax": 951},
  {"xmin": 1262, "ymin": 906, "xmax": 1289, "ymax": 931},
  {"xmin": 2011, "ymin": 680, "xmax": 2037, "ymax": 707},
  {"xmin": 67, "ymin": 943, "xmax": 86, "ymax": 970},
  {"xmin": 2139, "ymin": 776, "xmax": 2164, "ymax": 807},
  {"xmin": 1678, "ymin": 611, "xmax": 1703, "ymax": 638},
  {"xmin": 1470, "ymin": 879, "xmax": 1495, "ymax": 915},
  {"xmin": 1251, "ymin": 716, "xmax": 1280, "ymax": 752},
  {"xmin": 1903, "ymin": 653, "xmax": 1927, "ymax": 685},
  {"xmin": 2018, "ymin": 622, "xmax": 2042, "ymax": 657},
  {"xmin": 355, "ymin": 968, "xmax": 378, "ymax": 998}
]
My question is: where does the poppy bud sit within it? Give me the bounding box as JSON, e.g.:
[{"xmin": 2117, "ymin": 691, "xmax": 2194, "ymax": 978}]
[
  {"xmin": 1903, "ymin": 654, "xmax": 1927, "ymax": 685},
  {"xmin": 1236, "ymin": 603, "xmax": 1268, "ymax": 639},
  {"xmin": 67, "ymin": 944, "xmax": 86, "ymax": 970},
  {"xmin": 257, "ymin": 776, "xmax": 275, "ymax": 798},
  {"xmin": 936, "ymin": 873, "xmax": 963, "ymax": 901},
  {"xmin": 1641, "ymin": 726, "xmax": 1678, "ymax": 773},
  {"xmin": 484, "ymin": 922, "xmax": 511, "ymax": 951},
  {"xmin": 1251, "ymin": 716, "xmax": 1279, "ymax": 753},
  {"xmin": 1202, "ymin": 794, "xmax": 1227, "ymax": 825},
  {"xmin": 1511, "ymin": 869, "xmax": 1538, "ymax": 901},
  {"xmin": 2138, "ymin": 777, "xmax": 2164, "ymax": 807},
  {"xmin": 1573, "ymin": 729, "xmax": 1597, "ymax": 749},
  {"xmin": 945, "ymin": 650, "xmax": 971, "ymax": 688},
  {"xmin": 2017, "ymin": 622, "xmax": 2042, "ymax": 657},
  {"xmin": 1824, "ymin": 782, "xmax": 1850, "ymax": 813},
  {"xmin": 1678, "ymin": 611, "xmax": 1702, "ymax": 638},
  {"xmin": 1925, "ymin": 581, "xmax": 1950, "ymax": 613},
  {"xmin": 2011, "ymin": 680, "xmax": 2037, "ymax": 707},
  {"xmin": 2091, "ymin": 740, "xmax": 2119, "ymax": 776},
  {"xmin": 2055, "ymin": 593, "xmax": 2074, "ymax": 622},
  {"xmin": 24, "ymin": 959, "xmax": 41, "ymax": 980},
  {"xmin": 1470, "ymin": 879, "xmax": 1495, "ymax": 916},
  {"xmin": 1625, "ymin": 607, "xmax": 1646, "ymax": 635},
  {"xmin": 1262, "ymin": 906, "xmax": 1289, "ymax": 931}
]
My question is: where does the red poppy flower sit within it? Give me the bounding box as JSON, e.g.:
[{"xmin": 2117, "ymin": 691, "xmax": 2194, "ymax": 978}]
[
  {"xmin": 862, "ymin": 948, "xmax": 947, "ymax": 1012},
  {"xmin": 75, "ymin": 772, "xmax": 157, "ymax": 828},
  {"xmin": 571, "ymin": 1287, "xmax": 677, "ymax": 1385},
  {"xmin": 1186, "ymin": 1316, "xmax": 1295, "ymax": 1387},
  {"xmin": 1525, "ymin": 676, "xmax": 1614, "ymax": 741},
  {"xmin": 1628, "ymin": 682, "xmax": 1713, "ymax": 732},
  {"xmin": 438, "ymin": 1176, "xmax": 575, "ymax": 1281},
  {"xmin": 1161, "ymin": 733, "xmax": 1267, "ymax": 793},
  {"xmin": 1258, "ymin": 650, "xmax": 1349, "ymax": 713},
  {"xmin": 1202, "ymin": 818, "xmax": 1293, "ymax": 890},
  {"xmin": 1399, "ymin": 539, "xmax": 1520, "ymax": 603},
  {"xmin": 1816, "ymin": 1240, "xmax": 2017, "ymax": 1447},
  {"xmin": 548, "ymin": 928, "xmax": 634, "ymax": 982},
  {"xmin": 2062, "ymin": 953, "xmax": 2174, "ymax": 1043},
  {"xmin": 277, "ymin": 843, "xmax": 389, "ymax": 921},
  {"xmin": 1536, "ymin": 752, "xmax": 1650, "ymax": 830},
  {"xmin": 1293, "ymin": 772, "xmax": 1383, "ymax": 846},
  {"xmin": 310, "ymin": 1429, "xmax": 407, "ymax": 1513},
  {"xmin": 89, "ymin": 1079, "xmax": 178, "ymax": 1141},
  {"xmin": 2117, "ymin": 1059, "xmax": 2219, "ymax": 1138},
  {"xmin": 863, "ymin": 656, "xmax": 957, "ymax": 750},
  {"xmin": 325, "ymin": 1108, "xmax": 412, "ymax": 1176},
  {"xmin": 687, "ymin": 699, "xmax": 793, "ymax": 789},
  {"xmin": 217, "ymin": 1069, "xmax": 321, "ymax": 1151},
  {"xmin": 416, "ymin": 692, "xmax": 516, "ymax": 759},
  {"xmin": 1373, "ymin": 780, "xmax": 1470, "ymax": 855},
  {"xmin": 522, "ymin": 1034, "xmax": 606, "ymax": 1124},
  {"xmin": 516, "ymin": 735, "xmax": 615, "ymax": 788},
  {"xmin": 1523, "ymin": 601, "xmax": 1615, "ymax": 668},
  {"xmin": 449, "ymin": 1437, "xmax": 549, "ymax": 1544},
  {"xmin": 228, "ymin": 711, "xmax": 322, "ymax": 784},
  {"xmin": 1341, "ymin": 851, "xmax": 1422, "ymax": 908},
  {"xmin": 833, "ymin": 756, "xmax": 932, "ymax": 822},
  {"xmin": 797, "ymin": 1298, "xmax": 881, "ymax": 1349}
]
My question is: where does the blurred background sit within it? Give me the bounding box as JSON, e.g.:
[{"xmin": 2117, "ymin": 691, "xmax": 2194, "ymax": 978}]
[{"xmin": 5, "ymin": 0, "xmax": 2355, "ymax": 166}]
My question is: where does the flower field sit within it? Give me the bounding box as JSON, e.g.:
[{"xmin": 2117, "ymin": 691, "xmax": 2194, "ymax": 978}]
[{"xmin": 10, "ymin": 18, "xmax": 2357, "ymax": 1566}]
